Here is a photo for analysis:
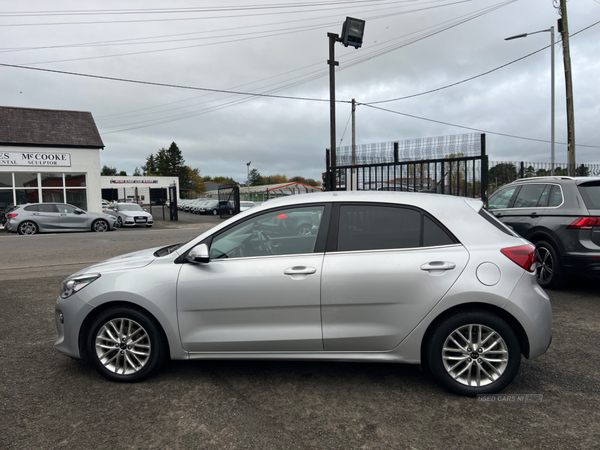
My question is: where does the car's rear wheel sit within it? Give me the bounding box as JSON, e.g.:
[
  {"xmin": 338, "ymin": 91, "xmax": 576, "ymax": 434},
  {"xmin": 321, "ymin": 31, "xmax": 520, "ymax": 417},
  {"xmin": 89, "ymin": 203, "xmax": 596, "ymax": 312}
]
[
  {"xmin": 426, "ymin": 310, "xmax": 520, "ymax": 396},
  {"xmin": 535, "ymin": 240, "xmax": 565, "ymax": 289},
  {"xmin": 92, "ymin": 219, "xmax": 109, "ymax": 232},
  {"xmin": 18, "ymin": 221, "xmax": 38, "ymax": 235},
  {"xmin": 87, "ymin": 306, "xmax": 167, "ymax": 382}
]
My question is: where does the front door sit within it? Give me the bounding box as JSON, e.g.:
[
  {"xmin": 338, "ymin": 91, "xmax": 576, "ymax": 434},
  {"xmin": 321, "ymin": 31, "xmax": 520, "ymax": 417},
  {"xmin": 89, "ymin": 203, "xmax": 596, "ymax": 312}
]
[
  {"xmin": 56, "ymin": 204, "xmax": 89, "ymax": 230},
  {"xmin": 176, "ymin": 204, "xmax": 329, "ymax": 353}
]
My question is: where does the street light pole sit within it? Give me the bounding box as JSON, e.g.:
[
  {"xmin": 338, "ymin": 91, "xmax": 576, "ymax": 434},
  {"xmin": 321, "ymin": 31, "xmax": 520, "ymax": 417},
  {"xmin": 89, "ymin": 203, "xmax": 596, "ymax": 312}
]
[
  {"xmin": 506, "ymin": 27, "xmax": 555, "ymax": 176},
  {"xmin": 327, "ymin": 17, "xmax": 365, "ymax": 191},
  {"xmin": 328, "ymin": 32, "xmax": 339, "ymax": 191}
]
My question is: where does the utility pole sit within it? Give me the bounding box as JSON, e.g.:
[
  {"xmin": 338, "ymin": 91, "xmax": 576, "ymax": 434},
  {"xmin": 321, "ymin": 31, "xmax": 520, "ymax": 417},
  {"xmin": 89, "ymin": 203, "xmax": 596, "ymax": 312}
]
[{"xmin": 557, "ymin": 0, "xmax": 576, "ymax": 176}]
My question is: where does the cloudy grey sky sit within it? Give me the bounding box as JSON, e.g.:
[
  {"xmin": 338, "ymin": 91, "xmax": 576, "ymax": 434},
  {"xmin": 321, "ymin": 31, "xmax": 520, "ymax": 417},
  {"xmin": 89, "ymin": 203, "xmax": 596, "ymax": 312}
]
[{"xmin": 2, "ymin": 0, "xmax": 599, "ymax": 182}]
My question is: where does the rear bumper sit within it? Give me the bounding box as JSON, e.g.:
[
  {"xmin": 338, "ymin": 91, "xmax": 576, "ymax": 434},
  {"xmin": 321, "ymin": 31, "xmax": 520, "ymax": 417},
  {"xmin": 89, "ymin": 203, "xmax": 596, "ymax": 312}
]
[
  {"xmin": 562, "ymin": 254, "xmax": 600, "ymax": 277},
  {"xmin": 503, "ymin": 272, "xmax": 553, "ymax": 360}
]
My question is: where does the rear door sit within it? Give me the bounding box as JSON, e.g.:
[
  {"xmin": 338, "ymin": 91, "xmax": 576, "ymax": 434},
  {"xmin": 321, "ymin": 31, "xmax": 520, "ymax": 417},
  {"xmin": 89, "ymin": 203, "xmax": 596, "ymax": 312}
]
[
  {"xmin": 489, "ymin": 184, "xmax": 549, "ymax": 238},
  {"xmin": 320, "ymin": 203, "xmax": 469, "ymax": 351},
  {"xmin": 25, "ymin": 204, "xmax": 60, "ymax": 231}
]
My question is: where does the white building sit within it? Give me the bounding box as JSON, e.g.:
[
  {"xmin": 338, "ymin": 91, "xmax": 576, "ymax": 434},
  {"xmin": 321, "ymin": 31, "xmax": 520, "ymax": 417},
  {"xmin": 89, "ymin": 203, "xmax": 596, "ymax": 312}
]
[
  {"xmin": 0, "ymin": 106, "xmax": 104, "ymax": 213},
  {"xmin": 100, "ymin": 176, "xmax": 180, "ymax": 205}
]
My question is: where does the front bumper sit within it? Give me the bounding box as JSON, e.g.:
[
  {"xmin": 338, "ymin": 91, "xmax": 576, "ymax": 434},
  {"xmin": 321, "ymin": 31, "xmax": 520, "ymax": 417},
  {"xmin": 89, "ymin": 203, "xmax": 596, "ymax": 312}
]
[{"xmin": 54, "ymin": 293, "xmax": 95, "ymax": 359}]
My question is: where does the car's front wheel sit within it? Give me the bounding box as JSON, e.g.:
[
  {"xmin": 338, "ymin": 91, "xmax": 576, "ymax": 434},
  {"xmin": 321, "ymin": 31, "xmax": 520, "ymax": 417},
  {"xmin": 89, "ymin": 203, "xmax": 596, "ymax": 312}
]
[
  {"xmin": 212, "ymin": 209, "xmax": 218, "ymax": 216},
  {"xmin": 18, "ymin": 221, "xmax": 38, "ymax": 235},
  {"xmin": 92, "ymin": 219, "xmax": 109, "ymax": 232},
  {"xmin": 535, "ymin": 240, "xmax": 565, "ymax": 289},
  {"xmin": 116, "ymin": 217, "xmax": 123, "ymax": 228},
  {"xmin": 426, "ymin": 310, "xmax": 521, "ymax": 396},
  {"xmin": 87, "ymin": 306, "xmax": 167, "ymax": 382}
]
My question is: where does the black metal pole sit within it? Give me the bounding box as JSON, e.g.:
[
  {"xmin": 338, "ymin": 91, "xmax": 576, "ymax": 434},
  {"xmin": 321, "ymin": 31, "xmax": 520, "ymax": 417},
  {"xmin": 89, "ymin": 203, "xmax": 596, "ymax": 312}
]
[{"xmin": 328, "ymin": 32, "xmax": 340, "ymax": 191}]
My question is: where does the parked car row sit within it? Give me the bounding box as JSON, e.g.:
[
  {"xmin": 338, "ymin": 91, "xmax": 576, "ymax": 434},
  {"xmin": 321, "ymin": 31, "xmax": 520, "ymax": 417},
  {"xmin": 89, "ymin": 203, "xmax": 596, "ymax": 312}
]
[
  {"xmin": 177, "ymin": 198, "xmax": 258, "ymax": 215},
  {"xmin": 2, "ymin": 201, "xmax": 154, "ymax": 235}
]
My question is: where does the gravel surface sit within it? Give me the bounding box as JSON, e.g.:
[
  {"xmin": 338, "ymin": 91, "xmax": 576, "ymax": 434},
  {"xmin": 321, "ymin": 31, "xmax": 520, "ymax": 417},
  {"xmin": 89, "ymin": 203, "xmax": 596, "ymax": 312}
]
[{"xmin": 0, "ymin": 221, "xmax": 599, "ymax": 449}]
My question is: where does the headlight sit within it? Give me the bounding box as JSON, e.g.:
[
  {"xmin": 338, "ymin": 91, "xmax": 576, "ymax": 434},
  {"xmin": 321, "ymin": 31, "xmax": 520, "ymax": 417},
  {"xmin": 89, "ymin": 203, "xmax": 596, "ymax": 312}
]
[{"xmin": 61, "ymin": 273, "xmax": 101, "ymax": 299}]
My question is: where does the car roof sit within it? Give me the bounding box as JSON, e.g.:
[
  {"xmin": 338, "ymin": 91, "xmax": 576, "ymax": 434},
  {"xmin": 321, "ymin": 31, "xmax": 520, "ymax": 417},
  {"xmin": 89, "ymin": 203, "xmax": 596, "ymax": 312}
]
[{"xmin": 508, "ymin": 176, "xmax": 600, "ymax": 185}]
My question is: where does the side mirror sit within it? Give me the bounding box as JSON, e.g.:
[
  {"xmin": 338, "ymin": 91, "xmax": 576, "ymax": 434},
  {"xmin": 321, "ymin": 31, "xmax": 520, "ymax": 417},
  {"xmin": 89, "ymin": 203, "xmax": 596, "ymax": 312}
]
[
  {"xmin": 75, "ymin": 209, "xmax": 85, "ymax": 215},
  {"xmin": 186, "ymin": 243, "xmax": 210, "ymax": 264}
]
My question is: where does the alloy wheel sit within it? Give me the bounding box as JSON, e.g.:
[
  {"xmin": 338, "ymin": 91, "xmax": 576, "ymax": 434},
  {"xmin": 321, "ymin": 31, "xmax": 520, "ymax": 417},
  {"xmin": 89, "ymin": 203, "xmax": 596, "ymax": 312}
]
[
  {"xmin": 93, "ymin": 220, "xmax": 108, "ymax": 232},
  {"xmin": 536, "ymin": 247, "xmax": 554, "ymax": 285},
  {"xmin": 441, "ymin": 324, "xmax": 509, "ymax": 387},
  {"xmin": 94, "ymin": 318, "xmax": 151, "ymax": 375}
]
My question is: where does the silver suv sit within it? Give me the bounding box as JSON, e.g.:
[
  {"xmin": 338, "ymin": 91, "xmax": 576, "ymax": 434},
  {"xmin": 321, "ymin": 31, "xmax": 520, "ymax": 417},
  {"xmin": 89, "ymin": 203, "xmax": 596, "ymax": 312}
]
[{"xmin": 488, "ymin": 176, "xmax": 600, "ymax": 288}]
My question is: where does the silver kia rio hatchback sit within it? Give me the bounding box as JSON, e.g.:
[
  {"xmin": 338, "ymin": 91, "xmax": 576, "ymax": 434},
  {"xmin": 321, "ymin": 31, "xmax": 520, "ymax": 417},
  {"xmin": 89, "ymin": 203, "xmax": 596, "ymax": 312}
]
[{"xmin": 55, "ymin": 191, "xmax": 552, "ymax": 396}]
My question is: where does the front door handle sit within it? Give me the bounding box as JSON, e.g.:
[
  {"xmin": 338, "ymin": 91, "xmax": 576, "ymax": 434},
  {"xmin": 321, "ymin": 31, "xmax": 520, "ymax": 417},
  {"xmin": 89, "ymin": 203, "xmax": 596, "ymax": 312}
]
[
  {"xmin": 284, "ymin": 266, "xmax": 317, "ymax": 276},
  {"xmin": 420, "ymin": 261, "xmax": 456, "ymax": 273}
]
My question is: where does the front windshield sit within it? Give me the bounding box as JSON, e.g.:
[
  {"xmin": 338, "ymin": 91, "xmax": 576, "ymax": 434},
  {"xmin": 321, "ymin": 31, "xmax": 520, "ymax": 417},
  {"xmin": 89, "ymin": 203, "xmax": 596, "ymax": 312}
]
[{"xmin": 117, "ymin": 204, "xmax": 143, "ymax": 212}]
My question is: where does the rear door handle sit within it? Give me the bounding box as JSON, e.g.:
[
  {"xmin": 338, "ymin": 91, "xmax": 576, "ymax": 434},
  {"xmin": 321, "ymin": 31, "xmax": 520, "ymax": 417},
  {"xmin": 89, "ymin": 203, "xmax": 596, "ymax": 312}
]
[
  {"xmin": 284, "ymin": 266, "xmax": 317, "ymax": 276},
  {"xmin": 420, "ymin": 261, "xmax": 456, "ymax": 273}
]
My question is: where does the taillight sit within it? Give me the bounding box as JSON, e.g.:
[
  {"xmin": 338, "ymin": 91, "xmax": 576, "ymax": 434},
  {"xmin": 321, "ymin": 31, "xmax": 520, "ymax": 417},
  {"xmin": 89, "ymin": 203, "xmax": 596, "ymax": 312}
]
[
  {"xmin": 7, "ymin": 213, "xmax": 18, "ymax": 219},
  {"xmin": 501, "ymin": 244, "xmax": 536, "ymax": 273},
  {"xmin": 567, "ymin": 217, "xmax": 600, "ymax": 230}
]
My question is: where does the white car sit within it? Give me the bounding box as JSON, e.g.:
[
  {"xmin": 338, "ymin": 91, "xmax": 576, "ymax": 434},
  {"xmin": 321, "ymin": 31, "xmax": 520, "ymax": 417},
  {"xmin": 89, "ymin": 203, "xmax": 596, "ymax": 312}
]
[
  {"xmin": 106, "ymin": 203, "xmax": 153, "ymax": 228},
  {"xmin": 239, "ymin": 201, "xmax": 256, "ymax": 212}
]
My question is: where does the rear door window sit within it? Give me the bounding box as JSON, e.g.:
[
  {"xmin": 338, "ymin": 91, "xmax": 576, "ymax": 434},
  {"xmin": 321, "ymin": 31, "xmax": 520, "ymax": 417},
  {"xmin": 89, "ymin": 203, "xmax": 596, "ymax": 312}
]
[
  {"xmin": 513, "ymin": 184, "xmax": 547, "ymax": 208},
  {"xmin": 336, "ymin": 204, "xmax": 456, "ymax": 251}
]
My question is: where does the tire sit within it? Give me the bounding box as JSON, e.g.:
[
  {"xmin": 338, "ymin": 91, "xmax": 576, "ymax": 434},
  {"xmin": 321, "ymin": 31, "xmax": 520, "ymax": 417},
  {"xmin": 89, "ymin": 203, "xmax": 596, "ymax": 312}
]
[
  {"xmin": 212, "ymin": 209, "xmax": 218, "ymax": 216},
  {"xmin": 228, "ymin": 209, "xmax": 233, "ymax": 215},
  {"xmin": 426, "ymin": 310, "xmax": 521, "ymax": 397},
  {"xmin": 535, "ymin": 240, "xmax": 565, "ymax": 289},
  {"xmin": 92, "ymin": 219, "xmax": 109, "ymax": 232},
  {"xmin": 116, "ymin": 217, "xmax": 123, "ymax": 228},
  {"xmin": 87, "ymin": 306, "xmax": 167, "ymax": 382},
  {"xmin": 18, "ymin": 221, "xmax": 38, "ymax": 235}
]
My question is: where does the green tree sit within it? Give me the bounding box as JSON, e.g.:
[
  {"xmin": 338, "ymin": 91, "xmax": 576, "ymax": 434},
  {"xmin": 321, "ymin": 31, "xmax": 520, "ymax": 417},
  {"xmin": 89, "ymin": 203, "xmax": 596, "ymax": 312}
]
[
  {"xmin": 489, "ymin": 163, "xmax": 518, "ymax": 186},
  {"xmin": 142, "ymin": 154, "xmax": 158, "ymax": 175},
  {"xmin": 211, "ymin": 176, "xmax": 237, "ymax": 186},
  {"xmin": 118, "ymin": 170, "xmax": 127, "ymax": 176},
  {"xmin": 180, "ymin": 166, "xmax": 206, "ymax": 194},
  {"xmin": 133, "ymin": 167, "xmax": 141, "ymax": 176},
  {"xmin": 101, "ymin": 165, "xmax": 117, "ymax": 176},
  {"xmin": 248, "ymin": 168, "xmax": 263, "ymax": 186},
  {"xmin": 524, "ymin": 166, "xmax": 536, "ymax": 178}
]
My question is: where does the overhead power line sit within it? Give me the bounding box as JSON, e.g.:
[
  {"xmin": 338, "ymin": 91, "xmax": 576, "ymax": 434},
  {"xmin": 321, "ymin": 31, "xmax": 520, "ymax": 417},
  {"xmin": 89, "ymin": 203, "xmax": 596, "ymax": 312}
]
[{"xmin": 361, "ymin": 104, "xmax": 600, "ymax": 149}]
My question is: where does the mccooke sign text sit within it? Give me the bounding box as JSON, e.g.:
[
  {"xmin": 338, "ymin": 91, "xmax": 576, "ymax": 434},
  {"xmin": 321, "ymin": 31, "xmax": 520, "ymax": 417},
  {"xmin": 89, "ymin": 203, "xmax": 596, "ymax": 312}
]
[{"xmin": 0, "ymin": 151, "xmax": 72, "ymax": 167}]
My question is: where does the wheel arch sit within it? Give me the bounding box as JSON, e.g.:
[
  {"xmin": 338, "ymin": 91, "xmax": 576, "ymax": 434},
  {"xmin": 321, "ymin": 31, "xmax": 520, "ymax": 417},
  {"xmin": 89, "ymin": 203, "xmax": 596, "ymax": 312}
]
[
  {"xmin": 420, "ymin": 302, "xmax": 530, "ymax": 371},
  {"xmin": 78, "ymin": 301, "xmax": 171, "ymax": 361},
  {"xmin": 526, "ymin": 229, "xmax": 563, "ymax": 256}
]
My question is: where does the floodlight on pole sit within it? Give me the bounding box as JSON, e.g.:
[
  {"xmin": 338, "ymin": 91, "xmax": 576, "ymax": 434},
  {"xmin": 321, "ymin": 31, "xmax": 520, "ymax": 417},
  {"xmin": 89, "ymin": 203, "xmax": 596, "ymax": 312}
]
[
  {"xmin": 328, "ymin": 17, "xmax": 365, "ymax": 191},
  {"xmin": 505, "ymin": 27, "xmax": 555, "ymax": 176}
]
